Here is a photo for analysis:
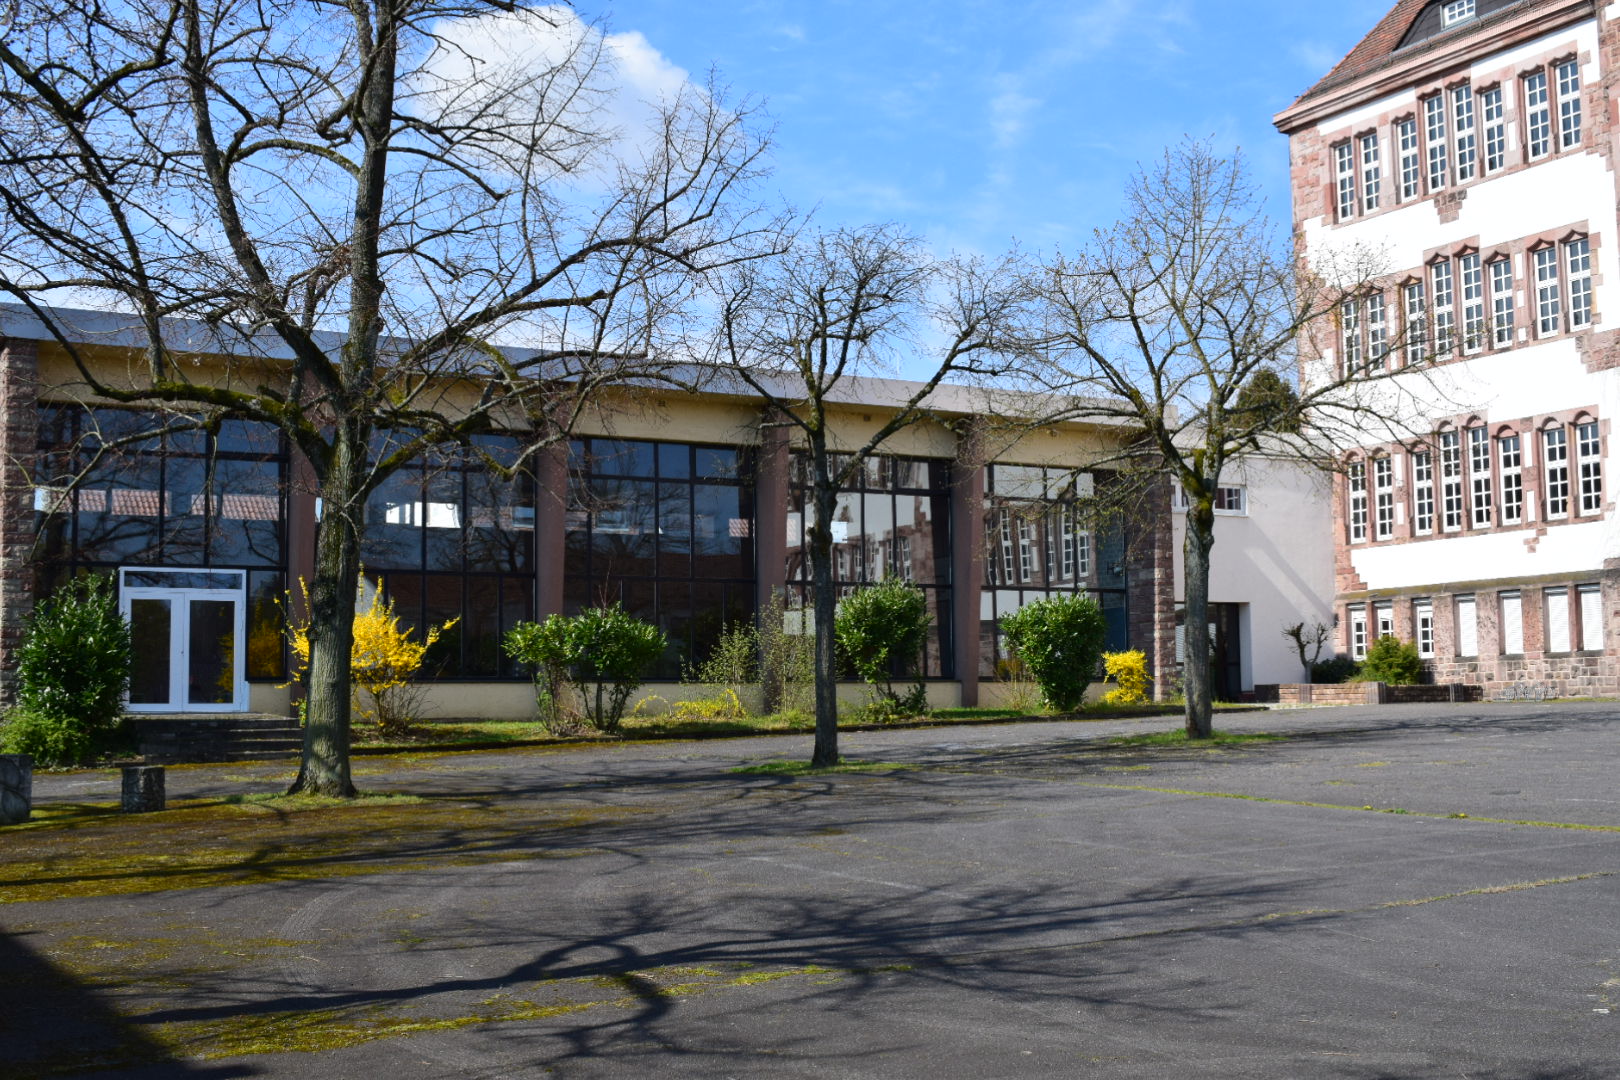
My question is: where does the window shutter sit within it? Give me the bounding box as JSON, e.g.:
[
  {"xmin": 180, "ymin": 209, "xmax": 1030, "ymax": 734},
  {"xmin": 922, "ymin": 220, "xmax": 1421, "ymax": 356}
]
[
  {"xmin": 1501, "ymin": 592, "xmax": 1523, "ymax": 654},
  {"xmin": 1579, "ymin": 584, "xmax": 1604, "ymax": 650},
  {"xmin": 1545, "ymin": 588, "xmax": 1571, "ymax": 653},
  {"xmin": 1457, "ymin": 596, "xmax": 1478, "ymax": 656}
]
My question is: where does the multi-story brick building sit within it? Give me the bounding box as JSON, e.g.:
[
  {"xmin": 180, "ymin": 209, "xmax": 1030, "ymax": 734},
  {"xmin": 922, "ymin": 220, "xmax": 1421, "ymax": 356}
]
[{"xmin": 1276, "ymin": 0, "xmax": 1620, "ymax": 694}]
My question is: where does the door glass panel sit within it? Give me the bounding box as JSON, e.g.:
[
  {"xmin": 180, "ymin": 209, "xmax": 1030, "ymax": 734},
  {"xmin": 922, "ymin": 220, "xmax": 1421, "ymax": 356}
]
[
  {"xmin": 187, "ymin": 599, "xmax": 237, "ymax": 706},
  {"xmin": 128, "ymin": 598, "xmax": 173, "ymax": 705},
  {"xmin": 124, "ymin": 570, "xmax": 243, "ymax": 590}
]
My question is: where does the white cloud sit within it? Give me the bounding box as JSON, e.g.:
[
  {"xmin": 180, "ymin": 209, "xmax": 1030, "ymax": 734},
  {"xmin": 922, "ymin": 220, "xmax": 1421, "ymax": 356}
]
[{"xmin": 416, "ymin": 6, "xmax": 698, "ymax": 182}]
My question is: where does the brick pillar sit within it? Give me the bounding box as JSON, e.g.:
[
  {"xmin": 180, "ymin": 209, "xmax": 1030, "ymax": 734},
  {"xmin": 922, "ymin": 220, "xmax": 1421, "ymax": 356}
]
[
  {"xmin": 753, "ymin": 414, "xmax": 790, "ymax": 620},
  {"xmin": 0, "ymin": 338, "xmax": 39, "ymax": 707},
  {"xmin": 1124, "ymin": 473, "xmax": 1177, "ymax": 701},
  {"xmin": 534, "ymin": 439, "xmax": 567, "ymax": 618},
  {"xmin": 950, "ymin": 419, "xmax": 987, "ymax": 706}
]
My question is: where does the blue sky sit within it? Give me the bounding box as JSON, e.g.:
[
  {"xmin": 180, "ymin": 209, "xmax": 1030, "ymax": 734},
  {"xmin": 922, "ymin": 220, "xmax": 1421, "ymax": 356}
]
[{"xmin": 594, "ymin": 0, "xmax": 1397, "ymax": 254}]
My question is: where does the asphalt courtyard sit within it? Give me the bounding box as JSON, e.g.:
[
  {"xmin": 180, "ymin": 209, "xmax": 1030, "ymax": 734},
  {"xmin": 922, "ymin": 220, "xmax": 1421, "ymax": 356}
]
[{"xmin": 5, "ymin": 701, "xmax": 1620, "ymax": 1079}]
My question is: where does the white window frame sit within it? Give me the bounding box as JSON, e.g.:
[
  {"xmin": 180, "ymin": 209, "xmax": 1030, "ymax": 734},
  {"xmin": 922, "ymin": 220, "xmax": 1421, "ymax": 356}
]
[
  {"xmin": 1453, "ymin": 84, "xmax": 1477, "ymax": 182},
  {"xmin": 1367, "ymin": 293, "xmax": 1388, "ymax": 370},
  {"xmin": 1567, "ymin": 236, "xmax": 1593, "ymax": 331},
  {"xmin": 1440, "ymin": 429, "xmax": 1463, "ymax": 532},
  {"xmin": 1498, "ymin": 433, "xmax": 1523, "ymax": 525},
  {"xmin": 1534, "ymin": 246, "xmax": 1562, "ymax": 337},
  {"xmin": 1577, "ymin": 419, "xmax": 1602, "ymax": 515},
  {"xmin": 1432, "ymin": 259, "xmax": 1456, "ymax": 358},
  {"xmin": 1397, "ymin": 117, "xmax": 1421, "ymax": 200},
  {"xmin": 1456, "ymin": 594, "xmax": 1479, "ymax": 657},
  {"xmin": 1415, "ymin": 599, "xmax": 1435, "ymax": 658},
  {"xmin": 1459, "ymin": 252, "xmax": 1484, "ymax": 352},
  {"xmin": 1404, "ymin": 281, "xmax": 1428, "ymax": 365},
  {"xmin": 1360, "ymin": 132, "xmax": 1382, "ymax": 213},
  {"xmin": 1489, "ymin": 257, "xmax": 1514, "ymax": 348},
  {"xmin": 1375, "ymin": 601, "xmax": 1394, "ymax": 639},
  {"xmin": 1374, "ymin": 457, "xmax": 1395, "ymax": 540},
  {"xmin": 1442, "ymin": 0, "xmax": 1475, "ymax": 26},
  {"xmin": 1556, "ymin": 58, "xmax": 1582, "ymax": 150},
  {"xmin": 1500, "ymin": 590, "xmax": 1524, "ymax": 656},
  {"xmin": 1335, "ymin": 142, "xmax": 1357, "ymax": 221},
  {"xmin": 1212, "ymin": 486, "xmax": 1248, "ymax": 515},
  {"xmin": 1526, "ymin": 69, "xmax": 1551, "ymax": 159},
  {"xmin": 1348, "ymin": 461, "xmax": 1368, "ymax": 543},
  {"xmin": 1424, "ymin": 94, "xmax": 1449, "ymax": 191},
  {"xmin": 1341, "ymin": 298, "xmax": 1362, "ymax": 372},
  {"xmin": 1544, "ymin": 425, "xmax": 1571, "ymax": 519},
  {"xmin": 1467, "ymin": 426, "xmax": 1492, "ymax": 527},
  {"xmin": 1412, "ymin": 449, "xmax": 1436, "ymax": 534},
  {"xmin": 1546, "ymin": 586, "xmax": 1572, "ymax": 653},
  {"xmin": 1480, "ymin": 84, "xmax": 1507, "ymax": 173},
  {"xmin": 1578, "ymin": 583, "xmax": 1604, "ymax": 651},
  {"xmin": 1350, "ymin": 605, "xmax": 1369, "ymax": 660}
]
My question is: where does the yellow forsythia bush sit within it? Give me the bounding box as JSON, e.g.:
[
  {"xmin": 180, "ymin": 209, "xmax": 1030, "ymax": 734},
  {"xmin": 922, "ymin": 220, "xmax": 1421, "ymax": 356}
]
[
  {"xmin": 1101, "ymin": 650, "xmax": 1151, "ymax": 706},
  {"xmin": 284, "ymin": 579, "xmax": 459, "ymax": 736}
]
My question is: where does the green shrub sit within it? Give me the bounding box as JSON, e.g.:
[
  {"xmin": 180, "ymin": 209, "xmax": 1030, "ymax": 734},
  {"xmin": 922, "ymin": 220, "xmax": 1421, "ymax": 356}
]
[
  {"xmin": 16, "ymin": 574, "xmax": 131, "ymax": 730},
  {"xmin": 1360, "ymin": 635, "xmax": 1423, "ymax": 685},
  {"xmin": 835, "ymin": 580, "xmax": 930, "ymax": 712},
  {"xmin": 1310, "ymin": 655, "xmax": 1361, "ymax": 684},
  {"xmin": 998, "ymin": 594, "xmax": 1107, "ymax": 712},
  {"xmin": 0, "ymin": 706, "xmax": 96, "ymax": 767},
  {"xmin": 685, "ymin": 621, "xmax": 760, "ymax": 712},
  {"xmin": 503, "ymin": 615, "xmax": 577, "ymax": 732},
  {"xmin": 505, "ymin": 606, "xmax": 666, "ymax": 733}
]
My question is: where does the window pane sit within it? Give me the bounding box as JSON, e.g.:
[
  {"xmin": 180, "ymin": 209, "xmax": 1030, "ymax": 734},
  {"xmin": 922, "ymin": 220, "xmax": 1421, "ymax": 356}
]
[
  {"xmin": 589, "ymin": 477, "xmax": 657, "ymax": 578},
  {"xmin": 77, "ymin": 453, "xmax": 163, "ymax": 564},
  {"xmin": 422, "ymin": 468, "xmax": 465, "ymax": 571},
  {"xmin": 246, "ymin": 570, "xmax": 286, "ymax": 680},
  {"xmin": 210, "ymin": 457, "xmax": 284, "ymax": 566},
  {"xmin": 591, "ymin": 439, "xmax": 655, "ymax": 476},
  {"xmin": 658, "ymin": 442, "xmax": 692, "ymax": 479},
  {"xmin": 363, "ymin": 471, "xmax": 424, "ymax": 569},
  {"xmin": 422, "ymin": 575, "xmax": 463, "ymax": 678},
  {"xmin": 658, "ymin": 482, "xmax": 693, "ymax": 578},
  {"xmin": 463, "ymin": 575, "xmax": 501, "ymax": 677}
]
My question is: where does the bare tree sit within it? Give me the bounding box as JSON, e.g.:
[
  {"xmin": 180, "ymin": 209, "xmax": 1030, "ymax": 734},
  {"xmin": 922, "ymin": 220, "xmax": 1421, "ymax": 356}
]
[
  {"xmin": 0, "ymin": 0, "xmax": 777, "ymax": 794},
  {"xmin": 712, "ymin": 226, "xmax": 1032, "ymax": 767},
  {"xmin": 1020, "ymin": 141, "xmax": 1444, "ymax": 738}
]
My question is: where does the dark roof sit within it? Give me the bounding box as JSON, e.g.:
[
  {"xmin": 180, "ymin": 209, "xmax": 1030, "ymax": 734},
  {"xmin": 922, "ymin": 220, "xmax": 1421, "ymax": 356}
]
[{"xmin": 1290, "ymin": 0, "xmax": 1568, "ymax": 109}]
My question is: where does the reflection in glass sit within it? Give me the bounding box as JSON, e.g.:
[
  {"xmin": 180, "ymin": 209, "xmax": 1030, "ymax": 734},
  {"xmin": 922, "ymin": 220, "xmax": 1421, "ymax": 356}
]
[
  {"xmin": 129, "ymin": 598, "xmax": 173, "ymax": 705},
  {"xmin": 187, "ymin": 598, "xmax": 236, "ymax": 706}
]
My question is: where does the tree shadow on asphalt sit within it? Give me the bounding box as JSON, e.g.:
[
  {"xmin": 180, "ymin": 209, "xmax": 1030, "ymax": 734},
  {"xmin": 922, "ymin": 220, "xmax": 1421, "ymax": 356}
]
[{"xmin": 0, "ymin": 930, "xmax": 258, "ymax": 1078}]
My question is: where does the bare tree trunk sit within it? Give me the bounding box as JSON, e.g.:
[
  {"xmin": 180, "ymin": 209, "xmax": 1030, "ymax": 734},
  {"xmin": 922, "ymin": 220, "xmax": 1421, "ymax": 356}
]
[
  {"xmin": 809, "ymin": 483, "xmax": 840, "ymax": 768},
  {"xmin": 288, "ymin": 432, "xmax": 364, "ymax": 796},
  {"xmin": 1183, "ymin": 502, "xmax": 1215, "ymax": 739}
]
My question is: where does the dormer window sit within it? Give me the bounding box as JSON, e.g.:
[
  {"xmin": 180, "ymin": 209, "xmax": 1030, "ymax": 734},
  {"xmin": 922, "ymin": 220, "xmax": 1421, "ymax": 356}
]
[{"xmin": 1442, "ymin": 0, "xmax": 1475, "ymax": 26}]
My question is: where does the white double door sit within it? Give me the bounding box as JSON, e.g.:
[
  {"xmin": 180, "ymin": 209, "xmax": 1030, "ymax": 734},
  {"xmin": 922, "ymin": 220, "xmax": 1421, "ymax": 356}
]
[{"xmin": 119, "ymin": 568, "xmax": 248, "ymax": 713}]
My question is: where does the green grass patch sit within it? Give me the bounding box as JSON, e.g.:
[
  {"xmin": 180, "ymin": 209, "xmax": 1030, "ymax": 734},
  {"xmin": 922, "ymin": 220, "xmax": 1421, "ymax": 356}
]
[
  {"xmin": 729, "ymin": 760, "xmax": 914, "ymax": 776},
  {"xmin": 219, "ymin": 791, "xmax": 427, "ymax": 811},
  {"xmin": 1105, "ymin": 728, "xmax": 1288, "ymax": 749}
]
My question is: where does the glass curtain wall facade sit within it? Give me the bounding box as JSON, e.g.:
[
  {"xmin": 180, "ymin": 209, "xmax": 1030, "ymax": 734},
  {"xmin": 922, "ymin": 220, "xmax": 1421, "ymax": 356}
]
[
  {"xmin": 785, "ymin": 454, "xmax": 954, "ymax": 678},
  {"xmin": 980, "ymin": 463, "xmax": 1129, "ymax": 677},
  {"xmin": 33, "ymin": 406, "xmax": 289, "ymax": 680},
  {"xmin": 564, "ymin": 438, "xmax": 756, "ymax": 680},
  {"xmin": 361, "ymin": 435, "xmax": 537, "ymax": 679}
]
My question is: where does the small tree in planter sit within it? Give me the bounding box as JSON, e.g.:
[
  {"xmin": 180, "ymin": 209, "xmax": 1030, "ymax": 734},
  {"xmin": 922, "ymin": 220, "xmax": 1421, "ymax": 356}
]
[
  {"xmin": 835, "ymin": 580, "xmax": 932, "ymax": 719},
  {"xmin": 999, "ymin": 594, "xmax": 1108, "ymax": 713},
  {"xmin": 1, "ymin": 574, "xmax": 132, "ymax": 766}
]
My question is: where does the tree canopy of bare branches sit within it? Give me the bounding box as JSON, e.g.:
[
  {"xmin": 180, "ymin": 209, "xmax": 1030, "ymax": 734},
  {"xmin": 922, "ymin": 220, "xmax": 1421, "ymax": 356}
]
[
  {"xmin": 712, "ymin": 225, "xmax": 1034, "ymax": 766},
  {"xmin": 1020, "ymin": 140, "xmax": 1443, "ymax": 737},
  {"xmin": 0, "ymin": 0, "xmax": 778, "ymax": 793}
]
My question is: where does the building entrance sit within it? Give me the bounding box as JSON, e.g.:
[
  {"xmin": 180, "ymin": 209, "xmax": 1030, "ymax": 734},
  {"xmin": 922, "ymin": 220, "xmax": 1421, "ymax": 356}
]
[{"xmin": 118, "ymin": 568, "xmax": 248, "ymax": 712}]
